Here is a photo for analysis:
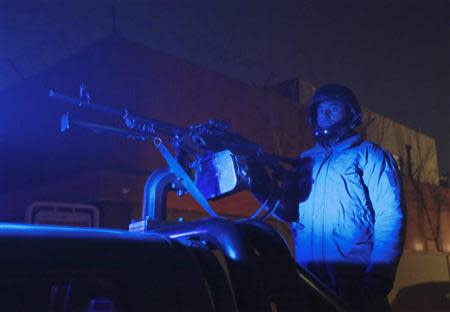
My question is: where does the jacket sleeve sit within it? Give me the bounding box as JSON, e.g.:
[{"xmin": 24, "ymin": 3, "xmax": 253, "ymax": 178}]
[{"xmin": 362, "ymin": 145, "xmax": 405, "ymax": 293}]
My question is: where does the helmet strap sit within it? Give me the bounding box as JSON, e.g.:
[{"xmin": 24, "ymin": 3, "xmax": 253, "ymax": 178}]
[{"xmin": 314, "ymin": 123, "xmax": 355, "ymax": 147}]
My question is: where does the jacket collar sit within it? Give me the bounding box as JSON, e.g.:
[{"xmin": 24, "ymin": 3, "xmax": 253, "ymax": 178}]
[{"xmin": 305, "ymin": 133, "xmax": 363, "ymax": 156}]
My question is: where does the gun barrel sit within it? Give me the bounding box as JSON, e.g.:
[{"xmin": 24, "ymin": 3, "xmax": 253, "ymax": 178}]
[
  {"xmin": 60, "ymin": 112, "xmax": 147, "ymax": 141},
  {"xmin": 49, "ymin": 89, "xmax": 187, "ymax": 138},
  {"xmin": 49, "ymin": 90, "xmax": 124, "ymax": 117}
]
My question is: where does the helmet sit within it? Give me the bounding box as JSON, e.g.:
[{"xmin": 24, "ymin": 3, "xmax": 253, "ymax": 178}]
[{"xmin": 308, "ymin": 84, "xmax": 362, "ymax": 144}]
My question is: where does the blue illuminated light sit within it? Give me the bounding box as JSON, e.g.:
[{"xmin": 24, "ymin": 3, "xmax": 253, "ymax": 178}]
[
  {"xmin": 0, "ymin": 223, "xmax": 158, "ymax": 241},
  {"xmin": 223, "ymin": 242, "xmax": 238, "ymax": 260},
  {"xmin": 218, "ymin": 235, "xmax": 243, "ymax": 261},
  {"xmin": 169, "ymin": 230, "xmax": 204, "ymax": 239}
]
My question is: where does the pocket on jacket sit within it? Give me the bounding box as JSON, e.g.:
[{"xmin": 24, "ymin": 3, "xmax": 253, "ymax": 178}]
[
  {"xmin": 340, "ymin": 170, "xmax": 369, "ymax": 208},
  {"xmin": 332, "ymin": 217, "xmax": 373, "ymax": 264}
]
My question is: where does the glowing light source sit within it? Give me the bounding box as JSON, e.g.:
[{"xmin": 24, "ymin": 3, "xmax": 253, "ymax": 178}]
[{"xmin": 413, "ymin": 240, "xmax": 424, "ymax": 251}]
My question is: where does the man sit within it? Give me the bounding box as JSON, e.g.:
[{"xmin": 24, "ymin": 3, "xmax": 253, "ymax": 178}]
[{"xmin": 270, "ymin": 84, "xmax": 405, "ymax": 310}]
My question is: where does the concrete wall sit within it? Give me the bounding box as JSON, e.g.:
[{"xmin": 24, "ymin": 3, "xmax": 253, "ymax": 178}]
[
  {"xmin": 361, "ymin": 109, "xmax": 440, "ymax": 185},
  {"xmin": 389, "ymin": 251, "xmax": 450, "ymax": 310}
]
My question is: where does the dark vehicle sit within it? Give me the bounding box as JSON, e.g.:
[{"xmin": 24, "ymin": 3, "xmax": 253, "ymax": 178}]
[{"xmin": 0, "ymin": 219, "xmax": 345, "ymax": 311}]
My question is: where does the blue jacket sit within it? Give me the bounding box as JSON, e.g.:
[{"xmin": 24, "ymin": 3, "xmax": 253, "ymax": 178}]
[{"xmin": 292, "ymin": 134, "xmax": 405, "ymax": 296}]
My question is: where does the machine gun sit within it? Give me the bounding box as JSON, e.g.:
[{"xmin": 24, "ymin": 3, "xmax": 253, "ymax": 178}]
[{"xmin": 49, "ymin": 84, "xmax": 295, "ymax": 225}]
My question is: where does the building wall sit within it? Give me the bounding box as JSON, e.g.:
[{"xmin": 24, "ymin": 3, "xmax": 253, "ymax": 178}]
[
  {"xmin": 389, "ymin": 251, "xmax": 450, "ymax": 307},
  {"xmin": 361, "ymin": 109, "xmax": 440, "ymax": 185}
]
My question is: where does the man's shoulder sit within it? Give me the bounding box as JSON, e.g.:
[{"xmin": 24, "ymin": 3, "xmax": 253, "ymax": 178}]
[
  {"xmin": 358, "ymin": 139, "xmax": 392, "ymax": 155},
  {"xmin": 357, "ymin": 139, "xmax": 396, "ymax": 164}
]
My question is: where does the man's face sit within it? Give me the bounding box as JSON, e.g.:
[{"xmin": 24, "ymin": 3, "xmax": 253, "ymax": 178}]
[{"xmin": 316, "ymin": 101, "xmax": 348, "ymax": 129}]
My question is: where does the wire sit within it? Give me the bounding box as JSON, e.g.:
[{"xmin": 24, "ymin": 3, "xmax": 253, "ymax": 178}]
[
  {"xmin": 260, "ymin": 200, "xmax": 281, "ymax": 221},
  {"xmin": 249, "ymin": 199, "xmax": 269, "ymax": 219}
]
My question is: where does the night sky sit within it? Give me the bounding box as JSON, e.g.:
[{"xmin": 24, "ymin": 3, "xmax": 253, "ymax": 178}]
[{"xmin": 1, "ymin": 0, "xmax": 449, "ymax": 175}]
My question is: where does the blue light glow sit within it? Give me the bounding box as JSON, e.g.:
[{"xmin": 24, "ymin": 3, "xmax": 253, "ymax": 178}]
[
  {"xmin": 223, "ymin": 241, "xmax": 238, "ymax": 260},
  {"xmin": 169, "ymin": 230, "xmax": 204, "ymax": 239}
]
